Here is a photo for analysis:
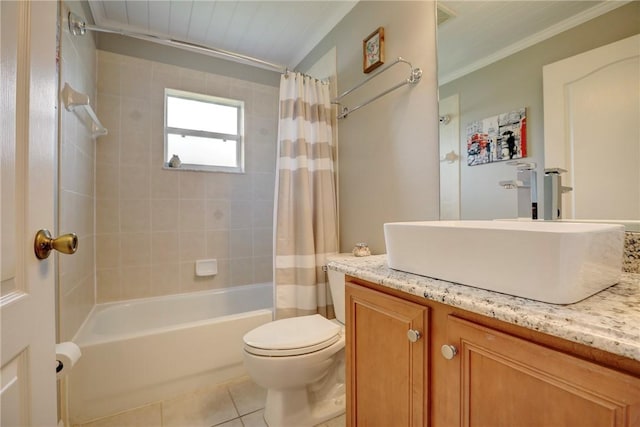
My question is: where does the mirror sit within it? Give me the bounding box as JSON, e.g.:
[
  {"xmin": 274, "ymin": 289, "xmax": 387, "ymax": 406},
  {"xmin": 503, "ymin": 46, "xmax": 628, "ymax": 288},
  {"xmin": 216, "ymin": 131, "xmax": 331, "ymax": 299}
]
[{"xmin": 437, "ymin": 1, "xmax": 640, "ymax": 228}]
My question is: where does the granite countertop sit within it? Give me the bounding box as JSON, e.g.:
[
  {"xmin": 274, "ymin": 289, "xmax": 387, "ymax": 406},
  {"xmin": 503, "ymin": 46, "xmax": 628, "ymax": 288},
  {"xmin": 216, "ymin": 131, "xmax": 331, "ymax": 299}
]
[{"xmin": 328, "ymin": 254, "xmax": 640, "ymax": 362}]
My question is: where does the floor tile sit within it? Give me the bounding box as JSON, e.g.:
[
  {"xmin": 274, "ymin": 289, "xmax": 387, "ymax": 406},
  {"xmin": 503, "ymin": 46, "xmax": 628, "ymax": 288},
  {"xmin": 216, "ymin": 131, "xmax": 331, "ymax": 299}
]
[
  {"xmin": 162, "ymin": 385, "xmax": 239, "ymax": 427},
  {"xmin": 213, "ymin": 418, "xmax": 244, "ymax": 427},
  {"xmin": 227, "ymin": 376, "xmax": 267, "ymax": 416},
  {"xmin": 241, "ymin": 409, "xmax": 268, "ymax": 427},
  {"xmin": 75, "ymin": 403, "xmax": 162, "ymax": 427},
  {"xmin": 316, "ymin": 413, "xmax": 346, "ymax": 427}
]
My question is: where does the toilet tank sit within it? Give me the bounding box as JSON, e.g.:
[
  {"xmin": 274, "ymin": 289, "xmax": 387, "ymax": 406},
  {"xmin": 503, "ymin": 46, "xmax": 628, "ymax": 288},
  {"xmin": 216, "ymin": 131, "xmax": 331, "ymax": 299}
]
[{"xmin": 327, "ymin": 269, "xmax": 346, "ymax": 324}]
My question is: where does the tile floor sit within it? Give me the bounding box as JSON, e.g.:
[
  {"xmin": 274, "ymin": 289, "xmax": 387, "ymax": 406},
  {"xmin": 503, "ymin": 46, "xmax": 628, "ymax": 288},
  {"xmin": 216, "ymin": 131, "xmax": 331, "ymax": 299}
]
[{"xmin": 73, "ymin": 376, "xmax": 345, "ymax": 427}]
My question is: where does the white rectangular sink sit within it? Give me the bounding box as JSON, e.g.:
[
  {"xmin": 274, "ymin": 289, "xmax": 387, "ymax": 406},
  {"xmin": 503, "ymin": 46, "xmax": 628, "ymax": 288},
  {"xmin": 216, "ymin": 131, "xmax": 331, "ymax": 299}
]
[{"xmin": 384, "ymin": 220, "xmax": 625, "ymax": 304}]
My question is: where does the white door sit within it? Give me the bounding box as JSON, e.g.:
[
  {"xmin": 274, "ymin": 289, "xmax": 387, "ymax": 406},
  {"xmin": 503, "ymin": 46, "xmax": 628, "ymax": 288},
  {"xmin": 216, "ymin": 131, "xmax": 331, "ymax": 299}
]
[
  {"xmin": 1, "ymin": 1, "xmax": 58, "ymax": 425},
  {"xmin": 543, "ymin": 34, "xmax": 640, "ymax": 220},
  {"xmin": 439, "ymin": 94, "xmax": 460, "ymax": 220}
]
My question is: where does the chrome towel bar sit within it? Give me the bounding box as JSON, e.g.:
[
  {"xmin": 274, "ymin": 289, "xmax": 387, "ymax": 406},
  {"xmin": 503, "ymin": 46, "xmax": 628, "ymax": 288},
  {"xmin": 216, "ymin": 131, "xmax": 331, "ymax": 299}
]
[{"xmin": 331, "ymin": 57, "xmax": 422, "ymax": 120}]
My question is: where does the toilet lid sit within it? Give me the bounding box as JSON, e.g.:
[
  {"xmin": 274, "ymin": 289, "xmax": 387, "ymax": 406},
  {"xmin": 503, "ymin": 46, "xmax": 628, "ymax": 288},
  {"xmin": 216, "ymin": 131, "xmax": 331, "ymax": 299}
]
[{"xmin": 243, "ymin": 314, "xmax": 341, "ymax": 352}]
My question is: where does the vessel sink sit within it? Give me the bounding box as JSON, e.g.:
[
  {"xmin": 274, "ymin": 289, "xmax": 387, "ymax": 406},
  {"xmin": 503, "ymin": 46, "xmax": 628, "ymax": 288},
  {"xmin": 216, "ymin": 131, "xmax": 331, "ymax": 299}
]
[{"xmin": 384, "ymin": 220, "xmax": 625, "ymax": 304}]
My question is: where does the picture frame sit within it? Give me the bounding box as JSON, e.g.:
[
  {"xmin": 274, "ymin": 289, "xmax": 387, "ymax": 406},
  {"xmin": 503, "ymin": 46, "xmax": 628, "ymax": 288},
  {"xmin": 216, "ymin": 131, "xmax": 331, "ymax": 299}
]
[
  {"xmin": 363, "ymin": 27, "xmax": 385, "ymax": 73},
  {"xmin": 466, "ymin": 107, "xmax": 527, "ymax": 166}
]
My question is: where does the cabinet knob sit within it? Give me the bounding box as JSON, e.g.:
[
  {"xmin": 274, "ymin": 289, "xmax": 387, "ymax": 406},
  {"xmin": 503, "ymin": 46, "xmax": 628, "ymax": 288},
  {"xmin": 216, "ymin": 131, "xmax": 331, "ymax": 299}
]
[
  {"xmin": 441, "ymin": 344, "xmax": 458, "ymax": 360},
  {"xmin": 407, "ymin": 329, "xmax": 422, "ymax": 343}
]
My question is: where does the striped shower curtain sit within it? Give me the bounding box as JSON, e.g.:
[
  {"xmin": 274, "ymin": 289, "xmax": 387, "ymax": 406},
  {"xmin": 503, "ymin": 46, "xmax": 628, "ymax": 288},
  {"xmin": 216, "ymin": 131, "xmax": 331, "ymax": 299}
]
[{"xmin": 274, "ymin": 72, "xmax": 338, "ymax": 319}]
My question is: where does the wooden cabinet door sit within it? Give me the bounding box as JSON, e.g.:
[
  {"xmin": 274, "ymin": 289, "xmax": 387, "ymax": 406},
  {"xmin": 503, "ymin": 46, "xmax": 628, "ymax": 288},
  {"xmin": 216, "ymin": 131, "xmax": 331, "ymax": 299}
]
[
  {"xmin": 346, "ymin": 282, "xmax": 429, "ymax": 427},
  {"xmin": 445, "ymin": 316, "xmax": 640, "ymax": 427}
]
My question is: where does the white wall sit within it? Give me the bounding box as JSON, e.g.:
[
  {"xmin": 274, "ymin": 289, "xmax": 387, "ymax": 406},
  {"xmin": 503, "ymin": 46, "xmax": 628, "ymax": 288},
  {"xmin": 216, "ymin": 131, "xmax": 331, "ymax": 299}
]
[{"xmin": 298, "ymin": 1, "xmax": 440, "ymax": 254}]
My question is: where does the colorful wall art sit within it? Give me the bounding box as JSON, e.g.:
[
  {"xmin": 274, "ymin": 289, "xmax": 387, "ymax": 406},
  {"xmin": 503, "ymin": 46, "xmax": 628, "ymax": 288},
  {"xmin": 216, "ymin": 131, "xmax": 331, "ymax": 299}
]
[{"xmin": 466, "ymin": 108, "xmax": 527, "ymax": 166}]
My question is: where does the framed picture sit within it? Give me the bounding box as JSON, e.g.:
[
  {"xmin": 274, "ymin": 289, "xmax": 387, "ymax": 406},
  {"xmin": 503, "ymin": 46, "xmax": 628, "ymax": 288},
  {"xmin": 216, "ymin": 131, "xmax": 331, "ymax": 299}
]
[
  {"xmin": 363, "ymin": 27, "xmax": 385, "ymax": 73},
  {"xmin": 466, "ymin": 107, "xmax": 527, "ymax": 166}
]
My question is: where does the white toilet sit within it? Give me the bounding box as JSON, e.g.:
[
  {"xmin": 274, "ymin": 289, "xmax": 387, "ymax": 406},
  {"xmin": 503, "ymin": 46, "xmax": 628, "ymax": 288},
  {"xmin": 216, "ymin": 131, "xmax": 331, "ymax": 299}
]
[{"xmin": 242, "ymin": 270, "xmax": 346, "ymax": 427}]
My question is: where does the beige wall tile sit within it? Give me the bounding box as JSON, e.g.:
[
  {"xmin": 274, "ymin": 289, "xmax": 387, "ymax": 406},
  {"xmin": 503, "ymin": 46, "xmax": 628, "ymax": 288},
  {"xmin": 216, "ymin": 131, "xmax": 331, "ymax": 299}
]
[
  {"xmin": 151, "ymin": 200, "xmax": 179, "ymax": 231},
  {"xmin": 96, "ymin": 234, "xmax": 120, "ymax": 269},
  {"xmin": 119, "ymin": 232, "xmax": 151, "ymax": 267},
  {"xmin": 252, "ymin": 173, "xmax": 275, "ymax": 201},
  {"xmin": 252, "ymin": 200, "xmax": 273, "ymax": 228},
  {"xmin": 97, "ymin": 56, "xmax": 121, "ymax": 96},
  {"xmin": 120, "ymin": 165, "xmax": 150, "ymax": 200},
  {"xmin": 151, "ymin": 168, "xmax": 180, "ymax": 199},
  {"xmin": 230, "ymin": 258, "xmax": 254, "ymax": 286},
  {"xmin": 150, "ymin": 263, "xmax": 181, "ymax": 296},
  {"xmin": 252, "ymin": 228, "xmax": 272, "ymax": 257},
  {"xmin": 120, "ymin": 131, "xmax": 151, "ymax": 166},
  {"xmin": 180, "ymin": 172, "xmax": 206, "ymax": 199},
  {"xmin": 179, "ymin": 231, "xmax": 206, "ymax": 262},
  {"xmin": 206, "ymin": 200, "xmax": 230, "ymax": 230},
  {"xmin": 230, "ymin": 200, "xmax": 253, "ymax": 229},
  {"xmin": 151, "ymin": 232, "xmax": 179, "ymax": 264},
  {"xmin": 96, "ymin": 268, "xmax": 122, "ymax": 303},
  {"xmin": 120, "ymin": 200, "xmax": 151, "ymax": 232},
  {"xmin": 121, "ymin": 98, "xmax": 151, "ymax": 135},
  {"xmin": 230, "ymin": 174, "xmax": 252, "ymax": 200},
  {"xmin": 94, "ymin": 51, "xmax": 277, "ymax": 303},
  {"xmin": 210, "ymin": 258, "xmax": 230, "ymax": 289},
  {"xmin": 253, "ymin": 257, "xmax": 273, "ymax": 284},
  {"xmin": 205, "ymin": 74, "xmax": 232, "ymax": 98},
  {"xmin": 121, "ymin": 265, "xmax": 152, "ymax": 299},
  {"xmin": 206, "ymin": 230, "xmax": 229, "ymax": 259},
  {"xmin": 96, "ymin": 93, "xmax": 121, "ymax": 136},
  {"xmin": 205, "ymin": 173, "xmax": 231, "ymax": 199},
  {"xmin": 120, "ymin": 61, "xmax": 152, "ymax": 100},
  {"xmin": 96, "ymin": 163, "xmax": 119, "ymax": 200},
  {"xmin": 96, "ymin": 198, "xmax": 120, "ymax": 234},
  {"xmin": 229, "ymin": 228, "xmax": 252, "ymax": 258},
  {"xmin": 179, "ymin": 262, "xmax": 215, "ymax": 292},
  {"xmin": 179, "ymin": 199, "xmax": 205, "ymax": 231}
]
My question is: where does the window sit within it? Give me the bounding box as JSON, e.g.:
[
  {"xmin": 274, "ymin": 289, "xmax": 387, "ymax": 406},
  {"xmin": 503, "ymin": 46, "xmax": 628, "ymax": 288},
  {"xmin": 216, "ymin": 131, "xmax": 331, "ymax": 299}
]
[{"xmin": 164, "ymin": 88, "xmax": 244, "ymax": 173}]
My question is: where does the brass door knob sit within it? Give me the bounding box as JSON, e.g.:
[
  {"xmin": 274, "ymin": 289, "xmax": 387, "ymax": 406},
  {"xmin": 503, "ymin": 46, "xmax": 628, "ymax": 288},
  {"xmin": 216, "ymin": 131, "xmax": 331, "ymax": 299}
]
[{"xmin": 34, "ymin": 229, "xmax": 78, "ymax": 260}]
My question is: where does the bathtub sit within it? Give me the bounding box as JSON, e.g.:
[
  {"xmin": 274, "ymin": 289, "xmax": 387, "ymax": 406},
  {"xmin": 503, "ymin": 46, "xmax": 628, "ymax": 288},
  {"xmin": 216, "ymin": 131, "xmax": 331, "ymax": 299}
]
[{"xmin": 68, "ymin": 283, "xmax": 273, "ymax": 424}]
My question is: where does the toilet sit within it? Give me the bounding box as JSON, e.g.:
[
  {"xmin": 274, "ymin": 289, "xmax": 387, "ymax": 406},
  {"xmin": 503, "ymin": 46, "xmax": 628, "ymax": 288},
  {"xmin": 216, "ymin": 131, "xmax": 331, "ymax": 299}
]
[{"xmin": 242, "ymin": 269, "xmax": 346, "ymax": 427}]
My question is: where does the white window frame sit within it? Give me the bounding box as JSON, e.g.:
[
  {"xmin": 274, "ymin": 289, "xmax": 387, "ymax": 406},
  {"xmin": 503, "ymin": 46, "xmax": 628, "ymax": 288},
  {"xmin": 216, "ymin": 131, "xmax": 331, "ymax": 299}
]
[{"xmin": 164, "ymin": 88, "xmax": 245, "ymax": 173}]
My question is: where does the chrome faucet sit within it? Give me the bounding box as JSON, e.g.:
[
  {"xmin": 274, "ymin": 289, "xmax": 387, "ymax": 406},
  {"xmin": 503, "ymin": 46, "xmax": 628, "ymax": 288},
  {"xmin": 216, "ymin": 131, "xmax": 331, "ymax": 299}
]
[
  {"xmin": 543, "ymin": 168, "xmax": 572, "ymax": 220},
  {"xmin": 499, "ymin": 161, "xmax": 538, "ymax": 219}
]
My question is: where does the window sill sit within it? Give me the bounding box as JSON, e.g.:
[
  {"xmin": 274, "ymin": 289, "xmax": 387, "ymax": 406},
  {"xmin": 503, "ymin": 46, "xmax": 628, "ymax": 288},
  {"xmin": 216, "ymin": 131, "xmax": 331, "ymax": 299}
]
[{"xmin": 162, "ymin": 165, "xmax": 244, "ymax": 174}]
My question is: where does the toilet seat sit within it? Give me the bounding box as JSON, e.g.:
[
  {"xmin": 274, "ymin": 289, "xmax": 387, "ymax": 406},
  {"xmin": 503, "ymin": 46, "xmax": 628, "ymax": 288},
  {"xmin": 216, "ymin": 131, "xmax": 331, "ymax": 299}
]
[{"xmin": 243, "ymin": 314, "xmax": 342, "ymax": 357}]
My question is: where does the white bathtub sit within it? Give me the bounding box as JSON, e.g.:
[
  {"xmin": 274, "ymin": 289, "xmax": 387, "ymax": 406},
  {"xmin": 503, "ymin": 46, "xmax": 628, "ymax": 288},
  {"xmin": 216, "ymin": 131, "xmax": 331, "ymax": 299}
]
[{"xmin": 68, "ymin": 283, "xmax": 273, "ymax": 424}]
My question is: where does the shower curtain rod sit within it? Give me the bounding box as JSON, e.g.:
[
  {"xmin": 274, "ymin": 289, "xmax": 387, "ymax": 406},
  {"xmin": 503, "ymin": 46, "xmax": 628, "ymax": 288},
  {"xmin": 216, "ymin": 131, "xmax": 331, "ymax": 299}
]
[{"xmin": 67, "ymin": 12, "xmax": 286, "ymax": 73}]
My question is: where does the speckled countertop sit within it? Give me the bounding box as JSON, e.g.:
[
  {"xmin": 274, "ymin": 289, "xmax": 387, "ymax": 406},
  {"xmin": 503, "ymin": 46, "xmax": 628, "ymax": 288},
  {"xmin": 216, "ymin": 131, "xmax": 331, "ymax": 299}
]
[{"xmin": 328, "ymin": 254, "xmax": 640, "ymax": 362}]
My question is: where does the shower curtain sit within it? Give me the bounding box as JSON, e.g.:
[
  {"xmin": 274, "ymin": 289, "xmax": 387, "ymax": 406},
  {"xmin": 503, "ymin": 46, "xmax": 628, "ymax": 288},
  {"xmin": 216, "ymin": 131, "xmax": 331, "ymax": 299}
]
[{"xmin": 274, "ymin": 72, "xmax": 338, "ymax": 319}]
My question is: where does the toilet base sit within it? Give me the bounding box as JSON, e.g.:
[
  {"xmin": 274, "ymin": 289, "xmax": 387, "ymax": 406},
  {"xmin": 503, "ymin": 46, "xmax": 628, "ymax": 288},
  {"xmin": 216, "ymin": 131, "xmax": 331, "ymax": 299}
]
[{"xmin": 263, "ymin": 384, "xmax": 345, "ymax": 427}]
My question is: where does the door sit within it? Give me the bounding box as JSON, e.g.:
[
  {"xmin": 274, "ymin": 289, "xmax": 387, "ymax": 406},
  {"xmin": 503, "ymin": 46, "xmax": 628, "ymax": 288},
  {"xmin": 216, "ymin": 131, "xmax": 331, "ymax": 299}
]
[
  {"xmin": 445, "ymin": 316, "xmax": 640, "ymax": 427},
  {"xmin": 1, "ymin": 1, "xmax": 58, "ymax": 425},
  {"xmin": 346, "ymin": 282, "xmax": 429, "ymax": 427},
  {"xmin": 439, "ymin": 94, "xmax": 460, "ymax": 220},
  {"xmin": 543, "ymin": 34, "xmax": 640, "ymax": 220}
]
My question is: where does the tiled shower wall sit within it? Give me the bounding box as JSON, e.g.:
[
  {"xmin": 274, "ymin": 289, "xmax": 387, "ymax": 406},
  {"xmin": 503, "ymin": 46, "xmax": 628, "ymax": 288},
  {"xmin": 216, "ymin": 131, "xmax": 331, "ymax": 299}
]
[
  {"xmin": 95, "ymin": 51, "xmax": 278, "ymax": 302},
  {"xmin": 58, "ymin": 2, "xmax": 97, "ymax": 341}
]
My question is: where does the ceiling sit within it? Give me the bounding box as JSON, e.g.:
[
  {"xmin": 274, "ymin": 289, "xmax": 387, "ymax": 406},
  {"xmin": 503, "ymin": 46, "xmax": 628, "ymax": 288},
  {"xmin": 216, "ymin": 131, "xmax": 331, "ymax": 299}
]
[
  {"xmin": 437, "ymin": 0, "xmax": 628, "ymax": 84},
  {"xmin": 86, "ymin": 1, "xmax": 627, "ymax": 79},
  {"xmin": 87, "ymin": 0, "xmax": 358, "ymax": 71}
]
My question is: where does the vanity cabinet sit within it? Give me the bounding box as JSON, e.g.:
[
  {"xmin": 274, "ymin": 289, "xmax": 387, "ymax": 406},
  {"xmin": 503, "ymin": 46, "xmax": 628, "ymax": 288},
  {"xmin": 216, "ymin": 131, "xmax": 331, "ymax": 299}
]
[
  {"xmin": 346, "ymin": 279, "xmax": 640, "ymax": 427},
  {"xmin": 346, "ymin": 282, "xmax": 429, "ymax": 427}
]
